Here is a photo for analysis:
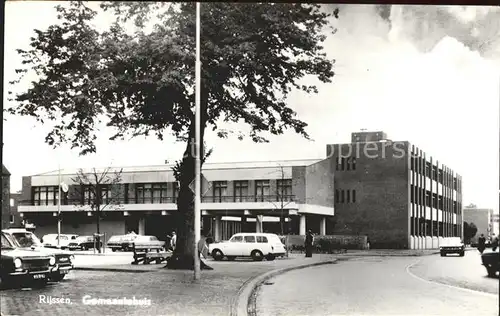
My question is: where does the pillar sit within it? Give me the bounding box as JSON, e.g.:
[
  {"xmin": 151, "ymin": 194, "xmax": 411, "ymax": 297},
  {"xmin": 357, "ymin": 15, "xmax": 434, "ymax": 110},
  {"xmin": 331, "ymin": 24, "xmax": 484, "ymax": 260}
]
[
  {"xmin": 214, "ymin": 216, "xmax": 222, "ymax": 242},
  {"xmin": 320, "ymin": 217, "xmax": 326, "ymax": 235},
  {"xmin": 256, "ymin": 215, "xmax": 263, "ymax": 233},
  {"xmin": 299, "ymin": 214, "xmax": 306, "ymax": 235},
  {"xmin": 138, "ymin": 217, "xmax": 145, "ymax": 235},
  {"xmin": 241, "ymin": 216, "xmax": 247, "ymax": 232}
]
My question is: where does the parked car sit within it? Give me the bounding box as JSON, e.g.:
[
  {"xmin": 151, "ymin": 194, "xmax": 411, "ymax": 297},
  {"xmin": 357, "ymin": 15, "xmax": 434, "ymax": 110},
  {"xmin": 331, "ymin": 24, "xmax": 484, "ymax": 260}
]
[
  {"xmin": 1, "ymin": 232, "xmax": 56, "ymax": 288},
  {"xmin": 208, "ymin": 233, "xmax": 286, "ymax": 261},
  {"xmin": 41, "ymin": 234, "xmax": 78, "ymax": 249},
  {"xmin": 68, "ymin": 236, "xmax": 102, "ymax": 251},
  {"xmin": 107, "ymin": 234, "xmax": 139, "ymax": 252},
  {"xmin": 440, "ymin": 237, "xmax": 465, "ymax": 257},
  {"xmin": 3, "ymin": 229, "xmax": 74, "ymax": 282},
  {"xmin": 132, "ymin": 235, "xmax": 166, "ymax": 251},
  {"xmin": 481, "ymin": 247, "xmax": 499, "ymax": 277}
]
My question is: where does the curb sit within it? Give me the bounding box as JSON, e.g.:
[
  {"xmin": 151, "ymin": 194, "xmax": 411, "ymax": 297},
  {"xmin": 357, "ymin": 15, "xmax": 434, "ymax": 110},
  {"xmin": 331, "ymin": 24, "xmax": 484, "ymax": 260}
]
[
  {"xmin": 73, "ymin": 267, "xmax": 152, "ymax": 273},
  {"xmin": 231, "ymin": 259, "xmax": 338, "ymax": 316}
]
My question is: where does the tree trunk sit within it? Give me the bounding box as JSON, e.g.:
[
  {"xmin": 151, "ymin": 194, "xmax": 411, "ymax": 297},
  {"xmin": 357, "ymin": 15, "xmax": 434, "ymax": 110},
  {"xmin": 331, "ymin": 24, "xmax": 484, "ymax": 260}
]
[
  {"xmin": 96, "ymin": 204, "xmax": 101, "ymax": 253},
  {"xmin": 166, "ymin": 118, "xmax": 212, "ymax": 270}
]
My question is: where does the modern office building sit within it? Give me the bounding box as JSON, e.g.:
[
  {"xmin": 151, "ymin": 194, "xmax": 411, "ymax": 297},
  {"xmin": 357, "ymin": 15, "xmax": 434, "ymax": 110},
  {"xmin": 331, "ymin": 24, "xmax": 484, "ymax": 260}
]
[
  {"xmin": 463, "ymin": 206, "xmax": 493, "ymax": 243},
  {"xmin": 16, "ymin": 131, "xmax": 462, "ymax": 249}
]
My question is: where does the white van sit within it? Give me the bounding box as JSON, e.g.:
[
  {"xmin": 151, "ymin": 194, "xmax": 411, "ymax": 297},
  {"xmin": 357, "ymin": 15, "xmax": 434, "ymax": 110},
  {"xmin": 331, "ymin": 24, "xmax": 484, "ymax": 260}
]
[
  {"xmin": 41, "ymin": 234, "xmax": 78, "ymax": 249},
  {"xmin": 208, "ymin": 233, "xmax": 286, "ymax": 261}
]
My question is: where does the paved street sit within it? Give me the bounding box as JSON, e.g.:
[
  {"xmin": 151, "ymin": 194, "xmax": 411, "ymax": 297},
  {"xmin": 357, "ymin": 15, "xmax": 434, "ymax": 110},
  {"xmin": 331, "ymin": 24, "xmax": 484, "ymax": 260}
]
[
  {"xmin": 255, "ymin": 254, "xmax": 499, "ymax": 316},
  {"xmin": 0, "ymin": 254, "xmax": 337, "ymax": 316}
]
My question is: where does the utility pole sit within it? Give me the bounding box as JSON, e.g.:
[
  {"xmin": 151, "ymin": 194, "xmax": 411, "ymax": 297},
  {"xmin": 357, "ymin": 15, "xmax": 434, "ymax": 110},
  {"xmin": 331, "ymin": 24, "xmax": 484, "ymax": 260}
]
[{"xmin": 193, "ymin": 1, "xmax": 201, "ymax": 281}]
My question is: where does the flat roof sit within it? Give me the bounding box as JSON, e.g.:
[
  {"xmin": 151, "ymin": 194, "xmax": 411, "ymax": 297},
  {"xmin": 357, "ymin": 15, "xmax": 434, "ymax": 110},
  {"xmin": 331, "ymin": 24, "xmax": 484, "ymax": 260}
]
[{"xmin": 32, "ymin": 158, "xmax": 323, "ymax": 176}]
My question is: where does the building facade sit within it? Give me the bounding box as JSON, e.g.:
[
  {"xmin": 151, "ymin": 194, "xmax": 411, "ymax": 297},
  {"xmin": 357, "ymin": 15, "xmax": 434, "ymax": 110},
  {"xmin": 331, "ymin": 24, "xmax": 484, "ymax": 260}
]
[
  {"xmin": 16, "ymin": 131, "xmax": 463, "ymax": 249},
  {"xmin": 463, "ymin": 207, "xmax": 493, "ymax": 244},
  {"xmin": 2, "ymin": 164, "xmax": 12, "ymax": 230},
  {"xmin": 17, "ymin": 159, "xmax": 335, "ymax": 242}
]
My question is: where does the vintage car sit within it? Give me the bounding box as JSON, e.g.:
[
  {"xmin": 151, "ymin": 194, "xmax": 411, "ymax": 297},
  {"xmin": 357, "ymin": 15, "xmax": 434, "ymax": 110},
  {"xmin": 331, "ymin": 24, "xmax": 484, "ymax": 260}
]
[
  {"xmin": 107, "ymin": 234, "xmax": 139, "ymax": 252},
  {"xmin": 132, "ymin": 235, "xmax": 166, "ymax": 251},
  {"xmin": 68, "ymin": 235, "xmax": 102, "ymax": 251},
  {"xmin": 481, "ymin": 246, "xmax": 499, "ymax": 277},
  {"xmin": 1, "ymin": 232, "xmax": 56, "ymax": 288},
  {"xmin": 440, "ymin": 237, "xmax": 465, "ymax": 257},
  {"xmin": 3, "ymin": 229, "xmax": 74, "ymax": 282},
  {"xmin": 41, "ymin": 233, "xmax": 79, "ymax": 249},
  {"xmin": 208, "ymin": 233, "xmax": 286, "ymax": 261}
]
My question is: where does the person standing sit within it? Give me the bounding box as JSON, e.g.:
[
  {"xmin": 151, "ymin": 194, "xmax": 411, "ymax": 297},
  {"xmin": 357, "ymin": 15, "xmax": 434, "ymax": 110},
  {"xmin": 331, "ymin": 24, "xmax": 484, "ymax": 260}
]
[
  {"xmin": 170, "ymin": 231, "xmax": 177, "ymax": 252},
  {"xmin": 478, "ymin": 234, "xmax": 486, "ymax": 254},
  {"xmin": 305, "ymin": 230, "xmax": 314, "ymax": 258}
]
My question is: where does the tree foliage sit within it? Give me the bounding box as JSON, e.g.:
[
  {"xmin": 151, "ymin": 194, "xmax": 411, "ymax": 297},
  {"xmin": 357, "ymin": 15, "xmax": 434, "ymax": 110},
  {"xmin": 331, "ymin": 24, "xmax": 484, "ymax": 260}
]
[
  {"xmin": 6, "ymin": 1, "xmax": 338, "ymax": 268},
  {"xmin": 463, "ymin": 221, "xmax": 478, "ymax": 244}
]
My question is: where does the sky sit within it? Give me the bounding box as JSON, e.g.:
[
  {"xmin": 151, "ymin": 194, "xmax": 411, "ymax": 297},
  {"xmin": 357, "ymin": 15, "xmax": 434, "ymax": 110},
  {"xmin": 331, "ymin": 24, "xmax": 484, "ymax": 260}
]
[{"xmin": 3, "ymin": 3, "xmax": 500, "ymax": 213}]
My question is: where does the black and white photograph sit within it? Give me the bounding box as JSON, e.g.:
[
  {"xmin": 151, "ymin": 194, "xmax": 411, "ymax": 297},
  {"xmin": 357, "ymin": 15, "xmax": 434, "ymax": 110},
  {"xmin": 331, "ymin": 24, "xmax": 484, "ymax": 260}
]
[{"xmin": 1, "ymin": 2, "xmax": 499, "ymax": 316}]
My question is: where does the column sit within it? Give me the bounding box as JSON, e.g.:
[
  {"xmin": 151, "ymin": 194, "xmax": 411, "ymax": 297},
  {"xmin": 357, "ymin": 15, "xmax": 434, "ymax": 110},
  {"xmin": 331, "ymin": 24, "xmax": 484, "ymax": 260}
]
[
  {"xmin": 138, "ymin": 217, "xmax": 145, "ymax": 235},
  {"xmin": 241, "ymin": 216, "xmax": 247, "ymax": 233},
  {"xmin": 256, "ymin": 215, "xmax": 263, "ymax": 233},
  {"xmin": 214, "ymin": 216, "xmax": 222, "ymax": 242},
  {"xmin": 320, "ymin": 217, "xmax": 326, "ymax": 235},
  {"xmin": 299, "ymin": 214, "xmax": 306, "ymax": 235}
]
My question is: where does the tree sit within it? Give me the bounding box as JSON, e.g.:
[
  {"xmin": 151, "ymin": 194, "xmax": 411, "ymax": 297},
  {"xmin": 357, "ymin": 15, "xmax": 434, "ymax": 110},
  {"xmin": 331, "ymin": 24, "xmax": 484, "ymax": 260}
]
[
  {"xmin": 6, "ymin": 2, "xmax": 337, "ymax": 269},
  {"xmin": 269, "ymin": 165, "xmax": 294, "ymax": 235},
  {"xmin": 463, "ymin": 221, "xmax": 478, "ymax": 245},
  {"xmin": 69, "ymin": 167, "xmax": 123, "ymax": 253}
]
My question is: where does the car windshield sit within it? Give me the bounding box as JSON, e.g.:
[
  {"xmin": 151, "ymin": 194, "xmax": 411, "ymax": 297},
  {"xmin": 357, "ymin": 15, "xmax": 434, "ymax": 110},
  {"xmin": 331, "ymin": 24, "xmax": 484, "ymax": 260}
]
[
  {"xmin": 1, "ymin": 234, "xmax": 15, "ymax": 249},
  {"xmin": 12, "ymin": 232, "xmax": 43, "ymax": 247}
]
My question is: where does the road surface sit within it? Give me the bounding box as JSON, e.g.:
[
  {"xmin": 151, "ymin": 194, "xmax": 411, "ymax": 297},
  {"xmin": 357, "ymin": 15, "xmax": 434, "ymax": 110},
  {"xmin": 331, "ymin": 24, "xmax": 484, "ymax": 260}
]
[{"xmin": 255, "ymin": 252, "xmax": 499, "ymax": 316}]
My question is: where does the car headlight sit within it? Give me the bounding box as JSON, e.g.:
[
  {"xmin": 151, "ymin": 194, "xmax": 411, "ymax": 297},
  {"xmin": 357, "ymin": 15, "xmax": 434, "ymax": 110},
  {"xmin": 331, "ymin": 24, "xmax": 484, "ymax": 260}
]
[
  {"xmin": 14, "ymin": 258, "xmax": 22, "ymax": 268},
  {"xmin": 49, "ymin": 256, "xmax": 56, "ymax": 265}
]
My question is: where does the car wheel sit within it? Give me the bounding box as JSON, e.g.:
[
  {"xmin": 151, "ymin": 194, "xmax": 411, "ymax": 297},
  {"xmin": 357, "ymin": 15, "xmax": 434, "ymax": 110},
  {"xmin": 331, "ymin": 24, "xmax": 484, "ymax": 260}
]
[
  {"xmin": 266, "ymin": 254, "xmax": 276, "ymax": 261},
  {"xmin": 227, "ymin": 256, "xmax": 236, "ymax": 261},
  {"xmin": 459, "ymin": 251, "xmax": 465, "ymax": 257},
  {"xmin": 81, "ymin": 245, "xmax": 85, "ymax": 251},
  {"xmin": 212, "ymin": 249, "xmax": 224, "ymax": 261},
  {"xmin": 50, "ymin": 274, "xmax": 65, "ymax": 282},
  {"xmin": 486, "ymin": 267, "xmax": 497, "ymax": 277},
  {"xmin": 251, "ymin": 250, "xmax": 264, "ymax": 261},
  {"xmin": 112, "ymin": 248, "xmax": 117, "ymax": 252},
  {"xmin": 440, "ymin": 252, "xmax": 446, "ymax": 257}
]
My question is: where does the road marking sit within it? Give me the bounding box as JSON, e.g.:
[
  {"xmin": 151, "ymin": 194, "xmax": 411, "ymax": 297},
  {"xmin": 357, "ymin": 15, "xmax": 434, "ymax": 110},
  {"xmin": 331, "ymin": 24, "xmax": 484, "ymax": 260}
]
[{"xmin": 405, "ymin": 259, "xmax": 498, "ymax": 298}]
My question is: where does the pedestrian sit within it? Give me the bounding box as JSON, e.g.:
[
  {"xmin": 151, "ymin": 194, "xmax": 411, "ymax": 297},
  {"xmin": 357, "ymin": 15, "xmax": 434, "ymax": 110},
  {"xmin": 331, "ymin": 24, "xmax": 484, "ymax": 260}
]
[
  {"xmin": 170, "ymin": 231, "xmax": 177, "ymax": 251},
  {"xmin": 491, "ymin": 234, "xmax": 499, "ymax": 252},
  {"xmin": 366, "ymin": 237, "xmax": 371, "ymax": 250},
  {"xmin": 478, "ymin": 234, "xmax": 486, "ymax": 254},
  {"xmin": 305, "ymin": 229, "xmax": 314, "ymax": 258}
]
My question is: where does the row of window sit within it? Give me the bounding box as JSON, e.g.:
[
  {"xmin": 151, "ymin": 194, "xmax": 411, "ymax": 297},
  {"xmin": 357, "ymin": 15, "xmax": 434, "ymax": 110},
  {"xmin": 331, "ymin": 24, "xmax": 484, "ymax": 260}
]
[
  {"xmin": 410, "ymin": 218, "xmax": 460, "ymax": 237},
  {"xmin": 31, "ymin": 179, "xmax": 293, "ymax": 205},
  {"xmin": 410, "ymin": 157, "xmax": 459, "ymax": 189},
  {"xmin": 335, "ymin": 189, "xmax": 356, "ymax": 204},
  {"xmin": 410, "ymin": 185, "xmax": 460, "ymax": 212},
  {"xmin": 335, "ymin": 157, "xmax": 356, "ymax": 171}
]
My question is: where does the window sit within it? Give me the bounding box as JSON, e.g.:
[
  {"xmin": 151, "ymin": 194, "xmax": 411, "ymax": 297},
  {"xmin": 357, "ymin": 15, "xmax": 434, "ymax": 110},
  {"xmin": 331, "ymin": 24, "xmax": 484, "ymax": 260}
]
[
  {"xmin": 335, "ymin": 157, "xmax": 341, "ymax": 171},
  {"xmin": 425, "ymin": 191, "xmax": 431, "ymax": 207},
  {"xmin": 438, "ymin": 195, "xmax": 443, "ymax": 210},
  {"xmin": 341, "ymin": 157, "xmax": 345, "ymax": 171},
  {"xmin": 341, "ymin": 190, "xmax": 345, "ymax": 203},
  {"xmin": 255, "ymin": 180, "xmax": 270, "ymax": 202},
  {"xmin": 346, "ymin": 157, "xmax": 351, "ymax": 171},
  {"xmin": 234, "ymin": 181, "xmax": 249, "ymax": 202},
  {"xmin": 136, "ymin": 184, "xmax": 152, "ymax": 203},
  {"xmin": 432, "ymin": 166, "xmax": 438, "ymax": 181},
  {"xmin": 352, "ymin": 190, "xmax": 356, "ymax": 203},
  {"xmin": 453, "ymin": 178, "xmax": 458, "ymax": 190},
  {"xmin": 346, "ymin": 190, "xmax": 351, "ymax": 203},
  {"xmin": 256, "ymin": 236, "xmax": 268, "ymax": 243},
  {"xmin": 352, "ymin": 157, "xmax": 356, "ymax": 170},
  {"xmin": 151, "ymin": 184, "xmax": 168, "ymax": 203},
  {"xmin": 432, "ymin": 193, "xmax": 438, "ymax": 208},
  {"xmin": 9, "ymin": 215, "xmax": 14, "ymax": 224},
  {"xmin": 410, "ymin": 185, "xmax": 414, "ymax": 203},
  {"xmin": 230, "ymin": 235, "xmax": 243, "ymax": 242},
  {"xmin": 244, "ymin": 236, "xmax": 255, "ymax": 243},
  {"xmin": 10, "ymin": 198, "xmax": 14, "ymax": 207},
  {"xmin": 99, "ymin": 185, "xmax": 111, "ymax": 205},
  {"xmin": 276, "ymin": 179, "xmax": 293, "ymax": 201},
  {"xmin": 32, "ymin": 186, "xmax": 58, "ymax": 206},
  {"xmin": 425, "ymin": 162, "xmax": 431, "ymax": 177},
  {"xmin": 135, "ymin": 183, "xmax": 168, "ymax": 204},
  {"xmin": 335, "ymin": 189, "xmax": 340, "ymax": 204},
  {"xmin": 213, "ymin": 181, "xmax": 228, "ymax": 202}
]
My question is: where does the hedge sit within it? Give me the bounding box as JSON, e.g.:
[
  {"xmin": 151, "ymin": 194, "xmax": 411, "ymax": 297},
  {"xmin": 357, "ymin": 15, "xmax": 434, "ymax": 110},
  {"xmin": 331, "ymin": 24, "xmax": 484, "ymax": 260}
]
[{"xmin": 280, "ymin": 235, "xmax": 368, "ymax": 253}]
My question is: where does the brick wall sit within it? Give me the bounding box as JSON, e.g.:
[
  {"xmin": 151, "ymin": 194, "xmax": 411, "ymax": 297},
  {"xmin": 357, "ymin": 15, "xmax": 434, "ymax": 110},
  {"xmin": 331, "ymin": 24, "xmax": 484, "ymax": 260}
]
[
  {"xmin": 2, "ymin": 166, "xmax": 11, "ymax": 230},
  {"xmin": 305, "ymin": 159, "xmax": 334, "ymax": 208},
  {"xmin": 328, "ymin": 141, "xmax": 410, "ymax": 249}
]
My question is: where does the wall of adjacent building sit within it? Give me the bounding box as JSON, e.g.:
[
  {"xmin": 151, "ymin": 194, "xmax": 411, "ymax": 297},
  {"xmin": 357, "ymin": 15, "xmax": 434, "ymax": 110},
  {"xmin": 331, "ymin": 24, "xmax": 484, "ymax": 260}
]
[{"xmin": 464, "ymin": 208, "xmax": 492, "ymax": 243}]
